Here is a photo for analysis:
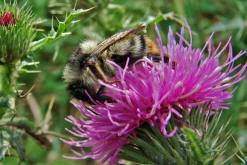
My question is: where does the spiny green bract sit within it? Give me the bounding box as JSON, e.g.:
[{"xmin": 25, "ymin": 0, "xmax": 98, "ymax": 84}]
[
  {"xmin": 119, "ymin": 108, "xmax": 232, "ymax": 165},
  {"xmin": 0, "ymin": 2, "xmax": 35, "ymax": 64}
]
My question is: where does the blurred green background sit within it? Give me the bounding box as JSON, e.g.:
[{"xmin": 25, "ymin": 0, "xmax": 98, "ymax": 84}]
[{"xmin": 1, "ymin": 0, "xmax": 247, "ymax": 164}]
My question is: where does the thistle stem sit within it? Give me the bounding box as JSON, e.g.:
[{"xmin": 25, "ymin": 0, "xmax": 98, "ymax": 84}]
[
  {"xmin": 0, "ymin": 64, "xmax": 16, "ymax": 119},
  {"xmin": 0, "ymin": 65, "xmax": 11, "ymax": 92}
]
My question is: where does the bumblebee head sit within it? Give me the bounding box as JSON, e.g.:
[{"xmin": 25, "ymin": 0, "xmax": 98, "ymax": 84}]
[{"xmin": 63, "ymin": 40, "xmax": 98, "ymax": 83}]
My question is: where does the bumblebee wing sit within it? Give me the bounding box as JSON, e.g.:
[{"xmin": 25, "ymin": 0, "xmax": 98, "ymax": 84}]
[{"xmin": 91, "ymin": 25, "xmax": 145, "ymax": 56}]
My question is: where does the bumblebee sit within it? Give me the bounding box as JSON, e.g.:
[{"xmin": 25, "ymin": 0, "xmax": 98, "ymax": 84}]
[{"xmin": 63, "ymin": 25, "xmax": 160, "ymax": 103}]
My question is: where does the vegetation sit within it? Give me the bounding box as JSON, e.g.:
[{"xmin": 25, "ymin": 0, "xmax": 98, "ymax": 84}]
[{"xmin": 0, "ymin": 0, "xmax": 247, "ymax": 164}]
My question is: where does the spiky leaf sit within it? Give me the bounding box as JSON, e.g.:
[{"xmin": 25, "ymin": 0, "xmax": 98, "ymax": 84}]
[{"xmin": 30, "ymin": 7, "xmax": 94, "ymax": 51}]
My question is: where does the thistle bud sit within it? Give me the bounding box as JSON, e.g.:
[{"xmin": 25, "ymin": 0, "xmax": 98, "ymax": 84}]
[
  {"xmin": 0, "ymin": 3, "xmax": 35, "ymax": 64},
  {"xmin": 0, "ymin": 12, "xmax": 15, "ymax": 26}
]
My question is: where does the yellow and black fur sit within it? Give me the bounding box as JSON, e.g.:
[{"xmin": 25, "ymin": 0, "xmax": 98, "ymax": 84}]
[{"xmin": 63, "ymin": 26, "xmax": 160, "ymax": 103}]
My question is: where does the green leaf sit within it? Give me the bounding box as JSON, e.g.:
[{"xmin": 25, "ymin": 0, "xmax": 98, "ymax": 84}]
[
  {"xmin": 18, "ymin": 69, "xmax": 40, "ymax": 74},
  {"xmin": 0, "ymin": 129, "xmax": 10, "ymax": 160},
  {"xmin": 0, "ymin": 144, "xmax": 9, "ymax": 161},
  {"xmin": 141, "ymin": 14, "xmax": 164, "ymax": 26},
  {"xmin": 55, "ymin": 21, "xmax": 66, "ymax": 38},
  {"xmin": 0, "ymin": 92, "xmax": 14, "ymax": 120},
  {"xmin": 17, "ymin": 61, "xmax": 39, "ymax": 70},
  {"xmin": 8, "ymin": 129, "xmax": 26, "ymax": 162},
  {"xmin": 30, "ymin": 7, "xmax": 94, "ymax": 51}
]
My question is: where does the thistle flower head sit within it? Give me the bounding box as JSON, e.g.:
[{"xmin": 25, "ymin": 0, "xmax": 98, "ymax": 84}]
[{"xmin": 62, "ymin": 22, "xmax": 247, "ymax": 165}]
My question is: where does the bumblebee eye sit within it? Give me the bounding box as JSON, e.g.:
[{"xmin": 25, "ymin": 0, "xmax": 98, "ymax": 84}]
[
  {"xmin": 80, "ymin": 59, "xmax": 87, "ymax": 68},
  {"xmin": 79, "ymin": 54, "xmax": 90, "ymax": 68}
]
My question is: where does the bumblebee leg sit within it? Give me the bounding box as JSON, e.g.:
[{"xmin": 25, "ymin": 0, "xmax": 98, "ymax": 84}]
[
  {"xmin": 95, "ymin": 61, "xmax": 110, "ymax": 82},
  {"xmin": 95, "ymin": 61, "xmax": 121, "ymax": 84}
]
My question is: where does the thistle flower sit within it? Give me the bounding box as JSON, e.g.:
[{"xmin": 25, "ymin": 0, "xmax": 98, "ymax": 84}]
[
  {"xmin": 62, "ymin": 22, "xmax": 247, "ymax": 165},
  {"xmin": 0, "ymin": 12, "xmax": 15, "ymax": 26}
]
